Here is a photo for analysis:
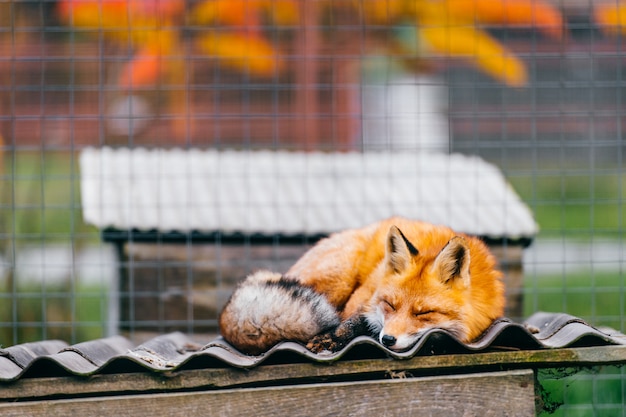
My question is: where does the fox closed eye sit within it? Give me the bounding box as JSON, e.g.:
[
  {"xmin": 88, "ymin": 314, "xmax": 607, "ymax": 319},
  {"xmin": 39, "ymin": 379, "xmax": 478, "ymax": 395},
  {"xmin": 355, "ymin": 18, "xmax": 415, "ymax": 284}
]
[
  {"xmin": 414, "ymin": 310, "xmax": 435, "ymax": 317},
  {"xmin": 381, "ymin": 299, "xmax": 396, "ymax": 312},
  {"xmin": 413, "ymin": 310, "xmax": 439, "ymax": 321}
]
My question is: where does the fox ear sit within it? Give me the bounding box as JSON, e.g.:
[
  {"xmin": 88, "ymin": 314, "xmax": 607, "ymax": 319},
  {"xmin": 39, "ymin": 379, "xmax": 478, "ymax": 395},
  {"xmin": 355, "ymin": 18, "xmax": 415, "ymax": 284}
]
[
  {"xmin": 434, "ymin": 236, "xmax": 470, "ymax": 287},
  {"xmin": 386, "ymin": 225, "xmax": 419, "ymax": 274}
]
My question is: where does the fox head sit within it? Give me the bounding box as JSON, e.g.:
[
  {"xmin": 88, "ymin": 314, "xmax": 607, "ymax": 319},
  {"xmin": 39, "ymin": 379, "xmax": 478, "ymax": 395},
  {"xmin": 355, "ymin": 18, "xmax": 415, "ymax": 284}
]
[{"xmin": 364, "ymin": 225, "xmax": 497, "ymax": 351}]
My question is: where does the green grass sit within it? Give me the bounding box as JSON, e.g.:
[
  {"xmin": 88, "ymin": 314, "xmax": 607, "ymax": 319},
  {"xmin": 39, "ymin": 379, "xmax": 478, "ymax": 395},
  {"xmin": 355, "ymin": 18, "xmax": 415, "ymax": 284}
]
[
  {"xmin": 508, "ymin": 173, "xmax": 625, "ymax": 239},
  {"xmin": 524, "ymin": 270, "xmax": 625, "ymax": 416},
  {"xmin": 1, "ymin": 149, "xmax": 98, "ymax": 243},
  {"xmin": 524, "ymin": 270, "xmax": 624, "ymax": 330},
  {"xmin": 0, "ymin": 284, "xmax": 109, "ymax": 346},
  {"xmin": 538, "ymin": 367, "xmax": 626, "ymax": 417},
  {"xmin": 1, "ymin": 150, "xmax": 103, "ymax": 345}
]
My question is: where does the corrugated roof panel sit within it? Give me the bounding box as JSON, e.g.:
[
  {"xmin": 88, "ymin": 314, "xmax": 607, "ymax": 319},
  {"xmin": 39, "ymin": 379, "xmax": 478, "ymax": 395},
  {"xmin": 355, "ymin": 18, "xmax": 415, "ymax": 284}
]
[
  {"xmin": 1, "ymin": 313, "xmax": 624, "ymax": 382},
  {"xmin": 0, "ymin": 340, "xmax": 69, "ymax": 381},
  {"xmin": 79, "ymin": 148, "xmax": 538, "ymax": 240}
]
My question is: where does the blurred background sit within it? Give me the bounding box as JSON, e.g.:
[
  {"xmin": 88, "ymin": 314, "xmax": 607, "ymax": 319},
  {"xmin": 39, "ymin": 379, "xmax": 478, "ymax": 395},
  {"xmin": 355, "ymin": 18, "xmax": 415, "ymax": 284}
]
[{"xmin": 0, "ymin": 1, "xmax": 625, "ymax": 414}]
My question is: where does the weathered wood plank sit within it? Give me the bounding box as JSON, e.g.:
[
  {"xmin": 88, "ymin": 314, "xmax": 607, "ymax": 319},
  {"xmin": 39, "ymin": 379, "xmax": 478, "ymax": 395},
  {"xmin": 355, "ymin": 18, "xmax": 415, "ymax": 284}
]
[
  {"xmin": 0, "ymin": 370, "xmax": 536, "ymax": 417},
  {"xmin": 2, "ymin": 345, "xmax": 625, "ymax": 401}
]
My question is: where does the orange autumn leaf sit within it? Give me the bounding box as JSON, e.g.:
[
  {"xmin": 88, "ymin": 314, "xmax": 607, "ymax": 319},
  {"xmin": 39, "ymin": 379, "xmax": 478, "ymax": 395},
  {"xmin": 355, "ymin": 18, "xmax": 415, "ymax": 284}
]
[
  {"xmin": 57, "ymin": 0, "xmax": 183, "ymax": 30},
  {"xmin": 118, "ymin": 47, "xmax": 161, "ymax": 89},
  {"xmin": 359, "ymin": 0, "xmax": 563, "ymax": 38},
  {"xmin": 444, "ymin": 0, "xmax": 565, "ymax": 40},
  {"xmin": 196, "ymin": 33, "xmax": 281, "ymax": 77},
  {"xmin": 191, "ymin": 0, "xmax": 260, "ymax": 27},
  {"xmin": 594, "ymin": 2, "xmax": 626, "ymax": 35},
  {"xmin": 358, "ymin": 0, "xmax": 563, "ymax": 85},
  {"xmin": 190, "ymin": 0, "xmax": 298, "ymax": 27},
  {"xmin": 420, "ymin": 23, "xmax": 527, "ymax": 87},
  {"xmin": 412, "ymin": 0, "xmax": 565, "ymax": 86},
  {"xmin": 267, "ymin": 0, "xmax": 300, "ymax": 26},
  {"xmin": 57, "ymin": 0, "xmax": 182, "ymax": 47},
  {"xmin": 58, "ymin": 0, "xmax": 134, "ymax": 45},
  {"xmin": 190, "ymin": 1, "xmax": 296, "ymax": 77},
  {"xmin": 358, "ymin": 0, "xmax": 407, "ymax": 24},
  {"xmin": 58, "ymin": 0, "xmax": 183, "ymax": 89}
]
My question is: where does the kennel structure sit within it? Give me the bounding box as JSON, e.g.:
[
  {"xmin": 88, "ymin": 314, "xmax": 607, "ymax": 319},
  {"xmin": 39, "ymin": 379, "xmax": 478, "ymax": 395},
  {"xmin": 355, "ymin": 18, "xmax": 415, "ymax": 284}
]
[{"xmin": 79, "ymin": 147, "xmax": 538, "ymax": 337}]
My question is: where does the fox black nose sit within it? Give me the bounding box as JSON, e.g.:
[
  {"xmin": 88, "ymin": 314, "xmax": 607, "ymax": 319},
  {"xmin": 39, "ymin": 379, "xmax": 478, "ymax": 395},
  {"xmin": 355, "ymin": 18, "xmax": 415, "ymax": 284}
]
[{"xmin": 381, "ymin": 335, "xmax": 396, "ymax": 347}]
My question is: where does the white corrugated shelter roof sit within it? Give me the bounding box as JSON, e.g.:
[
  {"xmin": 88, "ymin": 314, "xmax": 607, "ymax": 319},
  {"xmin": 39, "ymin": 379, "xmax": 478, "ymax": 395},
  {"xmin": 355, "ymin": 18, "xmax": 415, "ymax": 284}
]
[{"xmin": 79, "ymin": 147, "xmax": 538, "ymax": 241}]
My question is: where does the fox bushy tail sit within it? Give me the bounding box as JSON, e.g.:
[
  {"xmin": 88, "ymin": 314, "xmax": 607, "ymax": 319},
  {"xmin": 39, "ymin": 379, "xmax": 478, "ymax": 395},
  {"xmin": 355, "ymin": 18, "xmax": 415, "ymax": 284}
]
[{"xmin": 219, "ymin": 271, "xmax": 341, "ymax": 355}]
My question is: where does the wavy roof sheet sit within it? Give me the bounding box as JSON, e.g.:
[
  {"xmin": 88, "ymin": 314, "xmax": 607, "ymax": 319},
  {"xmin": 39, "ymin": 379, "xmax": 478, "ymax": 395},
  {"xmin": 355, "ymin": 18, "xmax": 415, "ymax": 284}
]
[
  {"xmin": 2, "ymin": 313, "xmax": 624, "ymax": 382},
  {"xmin": 79, "ymin": 148, "xmax": 538, "ymax": 241}
]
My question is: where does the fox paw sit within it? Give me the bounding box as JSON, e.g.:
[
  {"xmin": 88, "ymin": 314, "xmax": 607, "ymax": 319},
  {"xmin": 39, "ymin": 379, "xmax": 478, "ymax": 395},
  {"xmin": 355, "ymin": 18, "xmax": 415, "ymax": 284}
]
[{"xmin": 306, "ymin": 333, "xmax": 342, "ymax": 353}]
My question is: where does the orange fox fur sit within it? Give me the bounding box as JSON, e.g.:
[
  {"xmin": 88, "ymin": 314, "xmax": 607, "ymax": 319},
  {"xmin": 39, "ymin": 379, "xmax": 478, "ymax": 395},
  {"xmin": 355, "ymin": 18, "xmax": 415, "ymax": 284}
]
[{"xmin": 219, "ymin": 217, "xmax": 505, "ymax": 354}]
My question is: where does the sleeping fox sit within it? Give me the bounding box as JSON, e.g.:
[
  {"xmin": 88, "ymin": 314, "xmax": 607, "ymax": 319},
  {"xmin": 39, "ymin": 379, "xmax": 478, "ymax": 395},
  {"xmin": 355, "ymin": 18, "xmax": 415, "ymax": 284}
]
[{"xmin": 219, "ymin": 217, "xmax": 505, "ymax": 355}]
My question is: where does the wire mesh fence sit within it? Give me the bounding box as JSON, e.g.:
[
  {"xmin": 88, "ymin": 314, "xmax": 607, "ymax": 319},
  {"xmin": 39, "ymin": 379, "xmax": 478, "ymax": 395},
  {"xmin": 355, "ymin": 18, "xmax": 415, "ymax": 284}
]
[{"xmin": 1, "ymin": 1, "xmax": 625, "ymax": 414}]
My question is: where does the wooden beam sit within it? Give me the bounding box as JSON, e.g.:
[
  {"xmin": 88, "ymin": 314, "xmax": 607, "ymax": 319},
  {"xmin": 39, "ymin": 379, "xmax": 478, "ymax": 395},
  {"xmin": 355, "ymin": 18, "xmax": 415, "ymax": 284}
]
[
  {"xmin": 1, "ymin": 345, "xmax": 624, "ymax": 402},
  {"xmin": 0, "ymin": 370, "xmax": 536, "ymax": 417}
]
